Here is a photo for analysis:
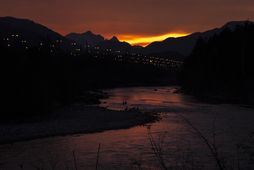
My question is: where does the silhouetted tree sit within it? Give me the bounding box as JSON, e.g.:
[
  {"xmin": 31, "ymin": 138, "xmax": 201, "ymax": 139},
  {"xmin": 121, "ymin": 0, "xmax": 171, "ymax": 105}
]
[{"xmin": 182, "ymin": 21, "xmax": 254, "ymax": 103}]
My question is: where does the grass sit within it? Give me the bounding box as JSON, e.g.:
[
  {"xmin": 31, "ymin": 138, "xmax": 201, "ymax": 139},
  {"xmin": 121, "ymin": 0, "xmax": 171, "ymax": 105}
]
[
  {"xmin": 147, "ymin": 127, "xmax": 168, "ymax": 170},
  {"xmin": 96, "ymin": 144, "xmax": 101, "ymax": 170},
  {"xmin": 72, "ymin": 150, "xmax": 78, "ymax": 170},
  {"xmin": 177, "ymin": 113, "xmax": 225, "ymax": 170}
]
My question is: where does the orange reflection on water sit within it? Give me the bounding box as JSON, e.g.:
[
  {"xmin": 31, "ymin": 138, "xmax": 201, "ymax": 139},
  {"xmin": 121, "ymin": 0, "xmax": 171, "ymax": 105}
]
[{"xmin": 100, "ymin": 87, "xmax": 189, "ymax": 111}]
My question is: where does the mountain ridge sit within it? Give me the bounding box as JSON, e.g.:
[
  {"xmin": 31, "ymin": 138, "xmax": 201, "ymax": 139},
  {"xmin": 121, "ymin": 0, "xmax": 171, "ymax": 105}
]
[
  {"xmin": 0, "ymin": 16, "xmax": 252, "ymax": 57},
  {"xmin": 66, "ymin": 31, "xmax": 105, "ymax": 46},
  {"xmin": 144, "ymin": 20, "xmax": 252, "ymax": 56},
  {"xmin": 0, "ymin": 16, "xmax": 66, "ymax": 44}
]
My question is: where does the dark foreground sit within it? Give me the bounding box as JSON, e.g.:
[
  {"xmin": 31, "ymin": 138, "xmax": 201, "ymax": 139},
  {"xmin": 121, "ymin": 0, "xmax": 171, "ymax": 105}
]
[
  {"xmin": 0, "ymin": 105, "xmax": 157, "ymax": 144},
  {"xmin": 1, "ymin": 87, "xmax": 254, "ymax": 170}
]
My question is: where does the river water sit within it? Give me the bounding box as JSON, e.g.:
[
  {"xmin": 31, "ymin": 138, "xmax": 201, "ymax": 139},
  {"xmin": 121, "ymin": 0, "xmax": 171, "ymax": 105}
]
[{"xmin": 0, "ymin": 87, "xmax": 254, "ymax": 170}]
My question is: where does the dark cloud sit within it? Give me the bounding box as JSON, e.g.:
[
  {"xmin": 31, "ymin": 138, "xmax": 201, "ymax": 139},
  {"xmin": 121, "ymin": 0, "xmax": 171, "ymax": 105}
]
[{"xmin": 0, "ymin": 0, "xmax": 253, "ymax": 37}]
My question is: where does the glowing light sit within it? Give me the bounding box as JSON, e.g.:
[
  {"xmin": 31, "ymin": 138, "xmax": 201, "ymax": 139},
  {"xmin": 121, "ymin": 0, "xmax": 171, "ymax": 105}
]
[{"xmin": 118, "ymin": 32, "xmax": 189, "ymax": 47}]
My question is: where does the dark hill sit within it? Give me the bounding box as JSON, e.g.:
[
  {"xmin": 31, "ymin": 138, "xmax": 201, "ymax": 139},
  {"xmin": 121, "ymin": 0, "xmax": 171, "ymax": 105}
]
[
  {"xmin": 66, "ymin": 31, "xmax": 104, "ymax": 46},
  {"xmin": 0, "ymin": 16, "xmax": 66, "ymax": 45},
  {"xmin": 182, "ymin": 21, "xmax": 254, "ymax": 104},
  {"xmin": 144, "ymin": 21, "xmax": 253, "ymax": 57}
]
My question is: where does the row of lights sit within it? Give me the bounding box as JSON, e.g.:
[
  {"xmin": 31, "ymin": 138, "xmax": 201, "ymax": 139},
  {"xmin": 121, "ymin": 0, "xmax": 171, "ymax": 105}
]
[{"xmin": 2, "ymin": 35, "xmax": 182, "ymax": 68}]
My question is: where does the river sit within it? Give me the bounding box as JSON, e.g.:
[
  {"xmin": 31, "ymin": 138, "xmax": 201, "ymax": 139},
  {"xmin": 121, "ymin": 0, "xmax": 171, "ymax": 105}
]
[{"xmin": 0, "ymin": 86, "xmax": 254, "ymax": 170}]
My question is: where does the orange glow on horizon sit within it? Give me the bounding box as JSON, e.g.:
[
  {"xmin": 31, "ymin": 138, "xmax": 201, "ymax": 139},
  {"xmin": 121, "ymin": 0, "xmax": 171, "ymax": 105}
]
[{"xmin": 118, "ymin": 32, "xmax": 190, "ymax": 47}]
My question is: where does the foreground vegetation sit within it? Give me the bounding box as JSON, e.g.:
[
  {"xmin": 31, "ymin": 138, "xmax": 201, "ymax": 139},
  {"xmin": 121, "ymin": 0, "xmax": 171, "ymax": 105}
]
[{"xmin": 182, "ymin": 22, "xmax": 254, "ymax": 104}]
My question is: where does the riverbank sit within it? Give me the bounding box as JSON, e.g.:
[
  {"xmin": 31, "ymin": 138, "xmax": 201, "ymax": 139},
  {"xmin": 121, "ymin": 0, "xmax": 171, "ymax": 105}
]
[
  {"xmin": 2, "ymin": 87, "xmax": 254, "ymax": 170},
  {"xmin": 0, "ymin": 104, "xmax": 158, "ymax": 144},
  {"xmin": 176, "ymin": 87, "xmax": 254, "ymax": 107}
]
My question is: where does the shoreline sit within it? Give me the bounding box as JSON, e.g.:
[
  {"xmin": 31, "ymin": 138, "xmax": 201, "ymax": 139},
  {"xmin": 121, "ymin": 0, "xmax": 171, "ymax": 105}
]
[
  {"xmin": 176, "ymin": 88, "xmax": 254, "ymax": 107},
  {"xmin": 0, "ymin": 105, "xmax": 159, "ymax": 145}
]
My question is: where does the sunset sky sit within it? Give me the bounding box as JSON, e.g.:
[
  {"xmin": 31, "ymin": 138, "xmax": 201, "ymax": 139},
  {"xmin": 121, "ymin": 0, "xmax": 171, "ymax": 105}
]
[{"xmin": 0, "ymin": 0, "xmax": 254, "ymax": 46}]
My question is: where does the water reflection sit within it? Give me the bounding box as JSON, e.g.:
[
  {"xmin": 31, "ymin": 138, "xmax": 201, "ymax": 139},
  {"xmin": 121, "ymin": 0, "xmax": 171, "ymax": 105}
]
[
  {"xmin": 0, "ymin": 87, "xmax": 196, "ymax": 170},
  {"xmin": 0, "ymin": 87, "xmax": 253, "ymax": 169},
  {"xmin": 100, "ymin": 86, "xmax": 192, "ymax": 111},
  {"xmin": 0, "ymin": 115, "xmax": 187, "ymax": 170}
]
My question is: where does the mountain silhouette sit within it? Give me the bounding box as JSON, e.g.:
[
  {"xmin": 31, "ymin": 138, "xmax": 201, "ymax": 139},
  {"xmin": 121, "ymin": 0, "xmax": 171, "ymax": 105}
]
[
  {"xmin": 110, "ymin": 36, "xmax": 120, "ymax": 42},
  {"xmin": 144, "ymin": 21, "xmax": 253, "ymax": 56},
  {"xmin": 66, "ymin": 31, "xmax": 104, "ymax": 46},
  {"xmin": 1, "ymin": 17, "xmax": 252, "ymax": 57},
  {"xmin": 97, "ymin": 36, "xmax": 132, "ymax": 52},
  {"xmin": 0, "ymin": 16, "xmax": 66, "ymax": 46},
  {"xmin": 65, "ymin": 31, "xmax": 133, "ymax": 52}
]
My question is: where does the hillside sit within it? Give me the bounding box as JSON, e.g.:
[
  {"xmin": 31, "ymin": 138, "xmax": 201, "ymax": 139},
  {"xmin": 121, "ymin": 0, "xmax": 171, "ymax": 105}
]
[{"xmin": 181, "ymin": 21, "xmax": 254, "ymax": 103}]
